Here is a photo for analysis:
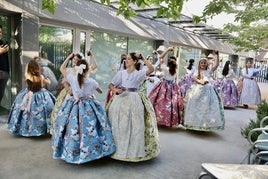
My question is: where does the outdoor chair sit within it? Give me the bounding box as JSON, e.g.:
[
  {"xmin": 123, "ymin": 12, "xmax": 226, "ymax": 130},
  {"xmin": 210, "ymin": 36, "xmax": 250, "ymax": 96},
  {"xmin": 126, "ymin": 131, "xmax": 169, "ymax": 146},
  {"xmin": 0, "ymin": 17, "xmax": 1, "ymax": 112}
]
[{"xmin": 247, "ymin": 116, "xmax": 268, "ymax": 164}]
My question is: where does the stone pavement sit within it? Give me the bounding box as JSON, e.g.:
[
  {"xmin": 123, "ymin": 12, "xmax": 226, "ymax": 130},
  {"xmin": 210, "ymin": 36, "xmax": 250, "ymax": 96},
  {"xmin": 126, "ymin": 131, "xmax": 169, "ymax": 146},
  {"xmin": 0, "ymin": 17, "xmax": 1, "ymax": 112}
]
[{"xmin": 0, "ymin": 83, "xmax": 267, "ymax": 179}]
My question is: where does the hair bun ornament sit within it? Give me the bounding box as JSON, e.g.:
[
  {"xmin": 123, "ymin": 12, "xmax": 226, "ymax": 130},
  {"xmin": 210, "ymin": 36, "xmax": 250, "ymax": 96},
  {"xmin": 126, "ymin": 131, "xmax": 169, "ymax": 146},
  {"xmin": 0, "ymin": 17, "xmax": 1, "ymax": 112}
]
[{"xmin": 75, "ymin": 64, "xmax": 86, "ymax": 75}]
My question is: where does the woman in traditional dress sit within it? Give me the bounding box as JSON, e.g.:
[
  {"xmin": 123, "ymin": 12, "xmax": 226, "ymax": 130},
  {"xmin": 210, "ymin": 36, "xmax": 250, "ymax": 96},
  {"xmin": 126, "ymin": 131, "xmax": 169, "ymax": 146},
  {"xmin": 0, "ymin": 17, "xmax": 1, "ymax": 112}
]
[
  {"xmin": 149, "ymin": 47, "xmax": 184, "ymax": 128},
  {"xmin": 144, "ymin": 54, "xmax": 161, "ymax": 96},
  {"xmin": 107, "ymin": 52, "xmax": 160, "ymax": 162},
  {"xmin": 239, "ymin": 60, "xmax": 264, "ymax": 108},
  {"xmin": 178, "ymin": 59, "xmax": 196, "ymax": 97},
  {"xmin": 8, "ymin": 59, "xmax": 56, "ymax": 136},
  {"xmin": 52, "ymin": 58, "xmax": 115, "ymax": 164},
  {"xmin": 49, "ymin": 51, "xmax": 97, "ymax": 134},
  {"xmin": 218, "ymin": 60, "xmax": 238, "ymax": 108},
  {"xmin": 184, "ymin": 51, "xmax": 225, "ymax": 131}
]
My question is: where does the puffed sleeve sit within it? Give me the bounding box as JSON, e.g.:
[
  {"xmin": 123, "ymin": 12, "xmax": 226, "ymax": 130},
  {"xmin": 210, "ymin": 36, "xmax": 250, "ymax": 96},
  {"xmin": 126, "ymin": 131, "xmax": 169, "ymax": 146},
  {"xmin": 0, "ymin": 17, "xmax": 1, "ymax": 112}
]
[
  {"xmin": 111, "ymin": 71, "xmax": 123, "ymax": 86},
  {"xmin": 136, "ymin": 68, "xmax": 147, "ymax": 82}
]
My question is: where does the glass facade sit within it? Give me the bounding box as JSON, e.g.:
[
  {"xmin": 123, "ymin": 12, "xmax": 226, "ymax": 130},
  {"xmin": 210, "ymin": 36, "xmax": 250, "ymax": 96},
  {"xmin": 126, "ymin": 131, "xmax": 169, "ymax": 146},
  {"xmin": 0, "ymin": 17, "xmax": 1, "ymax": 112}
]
[
  {"xmin": 39, "ymin": 27, "xmax": 156, "ymax": 104},
  {"xmin": 177, "ymin": 46, "xmax": 201, "ymax": 78},
  {"xmin": 90, "ymin": 31, "xmax": 155, "ymax": 104},
  {"xmin": 39, "ymin": 25, "xmax": 73, "ymax": 69},
  {"xmin": 80, "ymin": 32, "xmax": 86, "ymax": 55}
]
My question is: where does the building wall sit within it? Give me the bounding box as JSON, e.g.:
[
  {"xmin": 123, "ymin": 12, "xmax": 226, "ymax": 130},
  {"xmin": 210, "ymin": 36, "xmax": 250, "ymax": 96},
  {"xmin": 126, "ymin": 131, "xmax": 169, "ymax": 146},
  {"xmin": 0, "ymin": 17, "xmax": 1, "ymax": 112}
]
[{"xmin": 0, "ymin": 0, "xmax": 255, "ymax": 108}]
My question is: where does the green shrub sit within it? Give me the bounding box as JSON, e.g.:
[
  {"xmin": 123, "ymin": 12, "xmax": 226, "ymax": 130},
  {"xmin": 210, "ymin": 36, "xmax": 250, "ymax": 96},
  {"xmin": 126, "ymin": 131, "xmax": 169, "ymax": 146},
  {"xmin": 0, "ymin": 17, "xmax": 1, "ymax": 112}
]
[{"xmin": 241, "ymin": 100, "xmax": 268, "ymax": 142}]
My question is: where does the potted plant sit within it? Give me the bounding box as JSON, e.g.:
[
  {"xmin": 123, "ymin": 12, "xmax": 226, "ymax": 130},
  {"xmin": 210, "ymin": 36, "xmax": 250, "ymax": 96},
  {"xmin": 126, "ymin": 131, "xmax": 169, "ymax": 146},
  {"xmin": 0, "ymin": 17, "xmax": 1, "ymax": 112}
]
[{"xmin": 241, "ymin": 100, "xmax": 268, "ymax": 142}]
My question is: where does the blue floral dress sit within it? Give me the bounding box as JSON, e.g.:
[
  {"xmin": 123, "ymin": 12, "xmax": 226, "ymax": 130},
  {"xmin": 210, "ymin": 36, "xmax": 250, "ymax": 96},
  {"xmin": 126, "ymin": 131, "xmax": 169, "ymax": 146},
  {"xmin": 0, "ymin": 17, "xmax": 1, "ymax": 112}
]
[
  {"xmin": 8, "ymin": 80, "xmax": 56, "ymax": 136},
  {"xmin": 52, "ymin": 74, "xmax": 115, "ymax": 164}
]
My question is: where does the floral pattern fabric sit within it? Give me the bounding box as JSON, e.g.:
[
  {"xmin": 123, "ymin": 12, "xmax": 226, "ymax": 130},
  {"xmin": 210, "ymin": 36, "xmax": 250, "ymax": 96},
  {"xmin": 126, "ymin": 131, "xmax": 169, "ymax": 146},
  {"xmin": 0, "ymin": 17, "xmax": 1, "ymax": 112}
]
[
  {"xmin": 149, "ymin": 79, "xmax": 184, "ymax": 127},
  {"xmin": 106, "ymin": 81, "xmax": 160, "ymax": 162},
  {"xmin": 52, "ymin": 98, "xmax": 116, "ymax": 164},
  {"xmin": 239, "ymin": 78, "xmax": 261, "ymax": 105},
  {"xmin": 216, "ymin": 78, "xmax": 238, "ymax": 108},
  {"xmin": 178, "ymin": 74, "xmax": 195, "ymax": 97},
  {"xmin": 8, "ymin": 88, "xmax": 56, "ymax": 136},
  {"xmin": 49, "ymin": 88, "xmax": 68, "ymax": 134},
  {"xmin": 184, "ymin": 84, "xmax": 225, "ymax": 131}
]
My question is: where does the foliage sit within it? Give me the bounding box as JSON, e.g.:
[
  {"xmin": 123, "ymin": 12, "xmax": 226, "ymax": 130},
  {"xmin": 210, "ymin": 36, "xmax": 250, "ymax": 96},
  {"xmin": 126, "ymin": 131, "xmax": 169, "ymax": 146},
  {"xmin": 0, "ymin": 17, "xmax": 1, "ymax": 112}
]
[
  {"xmin": 195, "ymin": 0, "xmax": 268, "ymax": 51},
  {"xmin": 241, "ymin": 100, "xmax": 268, "ymax": 142},
  {"xmin": 256, "ymin": 100, "xmax": 268, "ymax": 121},
  {"xmin": 92, "ymin": 0, "xmax": 185, "ymax": 19},
  {"xmin": 42, "ymin": 0, "xmax": 56, "ymax": 14}
]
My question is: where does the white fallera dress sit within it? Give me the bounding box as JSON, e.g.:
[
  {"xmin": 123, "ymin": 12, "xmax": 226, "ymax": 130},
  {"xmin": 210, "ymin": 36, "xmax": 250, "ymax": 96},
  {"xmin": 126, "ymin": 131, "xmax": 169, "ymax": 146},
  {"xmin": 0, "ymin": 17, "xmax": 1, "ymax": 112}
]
[
  {"xmin": 239, "ymin": 66, "xmax": 262, "ymax": 105},
  {"xmin": 184, "ymin": 69, "xmax": 225, "ymax": 131},
  {"xmin": 107, "ymin": 69, "xmax": 160, "ymax": 161}
]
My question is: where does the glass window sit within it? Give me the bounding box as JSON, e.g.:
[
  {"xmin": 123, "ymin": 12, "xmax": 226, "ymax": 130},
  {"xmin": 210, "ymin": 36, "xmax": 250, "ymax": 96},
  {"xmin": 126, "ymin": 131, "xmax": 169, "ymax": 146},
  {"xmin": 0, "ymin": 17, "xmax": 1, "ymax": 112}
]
[
  {"xmin": 80, "ymin": 32, "xmax": 86, "ymax": 55},
  {"xmin": 128, "ymin": 38, "xmax": 155, "ymax": 58},
  {"xmin": 89, "ymin": 31, "xmax": 127, "ymax": 104},
  {"xmin": 178, "ymin": 47, "xmax": 201, "ymax": 78},
  {"xmin": 39, "ymin": 25, "xmax": 73, "ymax": 69}
]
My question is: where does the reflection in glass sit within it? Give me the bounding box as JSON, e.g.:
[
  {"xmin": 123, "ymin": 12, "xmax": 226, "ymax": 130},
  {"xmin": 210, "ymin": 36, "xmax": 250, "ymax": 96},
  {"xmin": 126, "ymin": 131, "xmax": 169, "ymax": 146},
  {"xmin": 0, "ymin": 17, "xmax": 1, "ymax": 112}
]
[
  {"xmin": 179, "ymin": 47, "xmax": 201, "ymax": 78},
  {"xmin": 39, "ymin": 25, "xmax": 73, "ymax": 70},
  {"xmin": 80, "ymin": 32, "xmax": 86, "ymax": 55},
  {"xmin": 90, "ymin": 31, "xmax": 155, "ymax": 104}
]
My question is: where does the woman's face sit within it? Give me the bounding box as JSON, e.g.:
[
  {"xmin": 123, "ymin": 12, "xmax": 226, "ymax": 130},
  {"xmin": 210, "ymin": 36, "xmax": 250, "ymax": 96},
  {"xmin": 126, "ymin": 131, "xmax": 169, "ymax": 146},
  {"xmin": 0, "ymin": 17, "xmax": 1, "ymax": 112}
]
[
  {"xmin": 72, "ymin": 54, "xmax": 80, "ymax": 65},
  {"xmin": 147, "ymin": 57, "xmax": 153, "ymax": 64},
  {"xmin": 199, "ymin": 59, "xmax": 208, "ymax": 69},
  {"xmin": 246, "ymin": 61, "xmax": 253, "ymax": 68},
  {"xmin": 125, "ymin": 55, "xmax": 136, "ymax": 68}
]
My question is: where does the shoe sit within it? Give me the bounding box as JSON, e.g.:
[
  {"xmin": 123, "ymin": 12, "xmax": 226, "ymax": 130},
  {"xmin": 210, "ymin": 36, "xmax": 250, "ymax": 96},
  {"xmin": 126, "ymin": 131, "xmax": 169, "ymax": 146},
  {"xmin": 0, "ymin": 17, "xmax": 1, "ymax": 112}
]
[
  {"xmin": 243, "ymin": 104, "xmax": 248, "ymax": 109},
  {"xmin": 177, "ymin": 124, "xmax": 187, "ymax": 130}
]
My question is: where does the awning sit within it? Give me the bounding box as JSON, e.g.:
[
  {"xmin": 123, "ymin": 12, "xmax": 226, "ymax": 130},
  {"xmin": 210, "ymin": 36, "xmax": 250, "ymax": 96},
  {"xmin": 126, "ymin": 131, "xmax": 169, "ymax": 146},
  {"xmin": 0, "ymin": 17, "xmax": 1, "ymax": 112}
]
[{"xmin": 4, "ymin": 0, "xmax": 249, "ymax": 55}]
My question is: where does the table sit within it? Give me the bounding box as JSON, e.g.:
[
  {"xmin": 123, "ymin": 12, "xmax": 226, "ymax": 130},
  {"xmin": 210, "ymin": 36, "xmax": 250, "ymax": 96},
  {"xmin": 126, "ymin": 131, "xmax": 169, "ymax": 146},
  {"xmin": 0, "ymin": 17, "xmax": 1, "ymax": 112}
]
[{"xmin": 198, "ymin": 163, "xmax": 268, "ymax": 179}]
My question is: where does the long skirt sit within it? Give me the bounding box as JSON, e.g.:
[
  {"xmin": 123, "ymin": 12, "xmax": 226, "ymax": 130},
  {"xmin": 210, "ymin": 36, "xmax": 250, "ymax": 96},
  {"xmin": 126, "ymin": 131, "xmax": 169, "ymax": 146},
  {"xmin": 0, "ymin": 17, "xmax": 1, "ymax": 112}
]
[
  {"xmin": 219, "ymin": 78, "xmax": 238, "ymax": 108},
  {"xmin": 8, "ymin": 88, "xmax": 56, "ymax": 136},
  {"xmin": 184, "ymin": 84, "xmax": 225, "ymax": 131},
  {"xmin": 49, "ymin": 88, "xmax": 69, "ymax": 134},
  {"xmin": 178, "ymin": 74, "xmax": 195, "ymax": 97},
  {"xmin": 146, "ymin": 76, "xmax": 161, "ymax": 96},
  {"xmin": 239, "ymin": 78, "xmax": 261, "ymax": 105},
  {"xmin": 52, "ymin": 97, "xmax": 115, "ymax": 164},
  {"xmin": 149, "ymin": 80, "xmax": 184, "ymax": 127},
  {"xmin": 107, "ymin": 85, "xmax": 160, "ymax": 162}
]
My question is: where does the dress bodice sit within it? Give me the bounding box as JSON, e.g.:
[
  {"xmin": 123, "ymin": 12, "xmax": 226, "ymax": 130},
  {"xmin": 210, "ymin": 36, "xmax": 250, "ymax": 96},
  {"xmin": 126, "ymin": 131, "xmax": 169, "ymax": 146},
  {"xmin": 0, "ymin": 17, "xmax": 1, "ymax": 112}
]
[
  {"xmin": 185, "ymin": 66, "xmax": 196, "ymax": 76},
  {"xmin": 242, "ymin": 65, "xmax": 263, "ymax": 78},
  {"xmin": 161, "ymin": 64, "xmax": 176, "ymax": 81},
  {"xmin": 111, "ymin": 69, "xmax": 147, "ymax": 89},
  {"xmin": 194, "ymin": 69, "xmax": 214, "ymax": 83},
  {"xmin": 67, "ymin": 74, "xmax": 99, "ymax": 98}
]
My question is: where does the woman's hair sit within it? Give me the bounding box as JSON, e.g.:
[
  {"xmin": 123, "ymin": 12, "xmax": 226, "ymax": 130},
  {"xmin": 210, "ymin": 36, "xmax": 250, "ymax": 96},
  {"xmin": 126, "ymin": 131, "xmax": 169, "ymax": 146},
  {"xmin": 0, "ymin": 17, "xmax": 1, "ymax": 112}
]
[
  {"xmin": 187, "ymin": 59, "xmax": 195, "ymax": 70},
  {"xmin": 245, "ymin": 59, "xmax": 252, "ymax": 74},
  {"xmin": 129, "ymin": 52, "xmax": 141, "ymax": 70},
  {"xmin": 26, "ymin": 59, "xmax": 42, "ymax": 92},
  {"xmin": 120, "ymin": 54, "xmax": 127, "ymax": 70},
  {"xmin": 167, "ymin": 56, "xmax": 177, "ymax": 76},
  {"xmin": 197, "ymin": 58, "xmax": 208, "ymax": 80},
  {"xmin": 76, "ymin": 59, "xmax": 89, "ymax": 88},
  {"xmin": 222, "ymin": 61, "xmax": 231, "ymax": 76}
]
